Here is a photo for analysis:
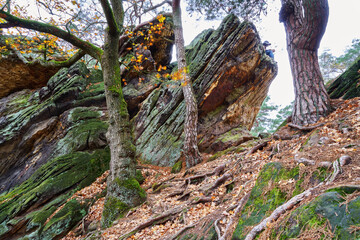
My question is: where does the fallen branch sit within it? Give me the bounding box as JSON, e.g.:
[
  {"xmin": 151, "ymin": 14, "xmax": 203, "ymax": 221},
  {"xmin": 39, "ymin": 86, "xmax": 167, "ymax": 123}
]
[
  {"xmin": 119, "ymin": 206, "xmax": 184, "ymax": 240},
  {"xmin": 245, "ymin": 141, "xmax": 269, "ymax": 158},
  {"xmin": 288, "ymin": 122, "xmax": 325, "ymax": 131}
]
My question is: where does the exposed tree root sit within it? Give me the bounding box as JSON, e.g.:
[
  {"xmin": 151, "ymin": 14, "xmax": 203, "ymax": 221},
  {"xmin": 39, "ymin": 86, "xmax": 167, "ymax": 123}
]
[
  {"xmin": 217, "ymin": 192, "xmax": 251, "ymax": 240},
  {"xmin": 205, "ymin": 173, "xmax": 232, "ymax": 193},
  {"xmin": 244, "ymin": 184, "xmax": 322, "ymax": 240},
  {"xmin": 244, "ymin": 157, "xmax": 349, "ymax": 240},
  {"xmin": 165, "ymin": 223, "xmax": 196, "ymax": 240},
  {"xmin": 288, "ymin": 122, "xmax": 325, "ymax": 131},
  {"xmin": 294, "ymin": 155, "xmax": 332, "ymax": 168},
  {"xmin": 192, "ymin": 196, "xmax": 213, "ymax": 204},
  {"xmin": 245, "ymin": 141, "xmax": 269, "ymax": 157},
  {"xmin": 119, "ymin": 206, "xmax": 184, "ymax": 240}
]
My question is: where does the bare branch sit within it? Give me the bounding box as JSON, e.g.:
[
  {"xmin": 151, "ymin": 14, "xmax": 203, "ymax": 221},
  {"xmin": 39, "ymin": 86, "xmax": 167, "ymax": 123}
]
[{"xmin": 143, "ymin": 0, "xmax": 172, "ymax": 15}]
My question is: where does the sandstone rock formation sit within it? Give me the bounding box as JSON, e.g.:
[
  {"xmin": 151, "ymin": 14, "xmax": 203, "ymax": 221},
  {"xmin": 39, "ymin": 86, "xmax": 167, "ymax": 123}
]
[
  {"xmin": 134, "ymin": 14, "xmax": 277, "ymax": 166},
  {"xmin": 0, "ymin": 14, "xmax": 277, "ymax": 239},
  {"xmin": 0, "ymin": 53, "xmax": 60, "ymax": 98}
]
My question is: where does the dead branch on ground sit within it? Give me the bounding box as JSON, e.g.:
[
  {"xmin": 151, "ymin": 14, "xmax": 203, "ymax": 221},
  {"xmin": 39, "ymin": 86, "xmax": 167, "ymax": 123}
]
[{"xmin": 119, "ymin": 206, "xmax": 184, "ymax": 240}]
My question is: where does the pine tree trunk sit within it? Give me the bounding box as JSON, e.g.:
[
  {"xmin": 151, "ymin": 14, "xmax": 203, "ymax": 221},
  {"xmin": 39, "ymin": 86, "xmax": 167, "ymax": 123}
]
[
  {"xmin": 101, "ymin": 27, "xmax": 145, "ymax": 228},
  {"xmin": 280, "ymin": 0, "xmax": 332, "ymax": 125},
  {"xmin": 172, "ymin": 0, "xmax": 201, "ymax": 168}
]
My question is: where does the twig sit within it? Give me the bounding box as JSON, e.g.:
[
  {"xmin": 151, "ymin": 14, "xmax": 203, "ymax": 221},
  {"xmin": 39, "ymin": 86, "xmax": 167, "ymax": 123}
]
[
  {"xmin": 119, "ymin": 206, "xmax": 184, "ymax": 240},
  {"xmin": 288, "ymin": 122, "xmax": 325, "ymax": 131}
]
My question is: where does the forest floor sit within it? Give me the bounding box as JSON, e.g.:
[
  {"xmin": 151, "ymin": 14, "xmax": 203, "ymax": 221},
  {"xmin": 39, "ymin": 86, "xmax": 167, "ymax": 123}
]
[{"xmin": 61, "ymin": 97, "xmax": 360, "ymax": 240}]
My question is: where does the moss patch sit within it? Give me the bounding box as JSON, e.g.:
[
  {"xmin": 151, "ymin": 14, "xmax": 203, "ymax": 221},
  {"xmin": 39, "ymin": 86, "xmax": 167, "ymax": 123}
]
[
  {"xmin": 101, "ymin": 177, "xmax": 146, "ymax": 228},
  {"xmin": 273, "ymin": 190, "xmax": 360, "ymax": 240},
  {"xmin": 171, "ymin": 160, "xmax": 182, "ymax": 173},
  {"xmin": 232, "ymin": 162, "xmax": 300, "ymax": 240},
  {"xmin": 0, "ymin": 148, "xmax": 110, "ymax": 236},
  {"xmin": 41, "ymin": 199, "xmax": 87, "ymax": 239},
  {"xmin": 101, "ymin": 196, "xmax": 130, "ymax": 228}
]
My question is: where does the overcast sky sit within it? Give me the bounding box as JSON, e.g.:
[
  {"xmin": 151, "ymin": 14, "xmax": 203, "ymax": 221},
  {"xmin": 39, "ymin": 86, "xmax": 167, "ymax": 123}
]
[{"xmin": 181, "ymin": 0, "xmax": 360, "ymax": 107}]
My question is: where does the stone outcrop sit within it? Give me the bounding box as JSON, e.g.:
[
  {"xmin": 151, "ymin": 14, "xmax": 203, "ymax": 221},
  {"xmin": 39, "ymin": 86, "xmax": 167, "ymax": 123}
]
[
  {"xmin": 327, "ymin": 56, "xmax": 360, "ymax": 99},
  {"xmin": 0, "ymin": 62, "xmax": 110, "ymax": 239},
  {"xmin": 0, "ymin": 53, "xmax": 61, "ymax": 99},
  {"xmin": 0, "ymin": 14, "xmax": 277, "ymax": 239},
  {"xmin": 134, "ymin": 14, "xmax": 277, "ymax": 166}
]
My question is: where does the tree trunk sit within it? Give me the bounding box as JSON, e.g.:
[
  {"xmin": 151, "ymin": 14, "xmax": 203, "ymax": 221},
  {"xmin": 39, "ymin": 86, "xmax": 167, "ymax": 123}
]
[
  {"xmin": 280, "ymin": 0, "xmax": 332, "ymax": 125},
  {"xmin": 172, "ymin": 0, "xmax": 201, "ymax": 168},
  {"xmin": 100, "ymin": 27, "xmax": 146, "ymax": 228}
]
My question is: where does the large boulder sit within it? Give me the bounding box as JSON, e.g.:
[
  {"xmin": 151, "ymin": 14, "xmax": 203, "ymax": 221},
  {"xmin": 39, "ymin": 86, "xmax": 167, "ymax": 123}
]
[{"xmin": 134, "ymin": 14, "xmax": 277, "ymax": 166}]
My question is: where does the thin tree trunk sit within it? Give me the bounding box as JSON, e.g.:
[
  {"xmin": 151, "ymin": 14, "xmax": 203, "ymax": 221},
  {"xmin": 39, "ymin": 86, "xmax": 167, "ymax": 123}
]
[
  {"xmin": 100, "ymin": 0, "xmax": 145, "ymax": 228},
  {"xmin": 280, "ymin": 0, "xmax": 332, "ymax": 126},
  {"xmin": 172, "ymin": 0, "xmax": 201, "ymax": 168}
]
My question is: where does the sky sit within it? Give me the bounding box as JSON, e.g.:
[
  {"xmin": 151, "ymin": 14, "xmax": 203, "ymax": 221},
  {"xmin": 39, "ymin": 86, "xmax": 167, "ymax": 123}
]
[{"xmin": 180, "ymin": 0, "xmax": 360, "ymax": 107}]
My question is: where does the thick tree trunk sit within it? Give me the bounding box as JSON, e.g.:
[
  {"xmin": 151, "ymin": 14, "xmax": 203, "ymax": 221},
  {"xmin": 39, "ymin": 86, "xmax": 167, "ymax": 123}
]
[
  {"xmin": 172, "ymin": 0, "xmax": 201, "ymax": 168},
  {"xmin": 280, "ymin": 0, "xmax": 332, "ymax": 125},
  {"xmin": 101, "ymin": 27, "xmax": 146, "ymax": 228}
]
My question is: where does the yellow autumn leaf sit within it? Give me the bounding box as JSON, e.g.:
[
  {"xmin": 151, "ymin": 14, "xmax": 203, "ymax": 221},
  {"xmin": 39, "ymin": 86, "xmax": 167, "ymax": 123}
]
[{"xmin": 157, "ymin": 14, "xmax": 166, "ymax": 23}]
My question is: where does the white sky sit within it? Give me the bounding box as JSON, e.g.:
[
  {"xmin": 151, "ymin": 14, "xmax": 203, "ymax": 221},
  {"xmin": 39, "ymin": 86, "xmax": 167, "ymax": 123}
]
[{"xmin": 181, "ymin": 0, "xmax": 360, "ymax": 107}]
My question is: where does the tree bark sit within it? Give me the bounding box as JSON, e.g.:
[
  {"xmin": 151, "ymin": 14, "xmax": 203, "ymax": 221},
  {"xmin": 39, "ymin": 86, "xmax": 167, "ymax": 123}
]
[
  {"xmin": 172, "ymin": 0, "xmax": 201, "ymax": 168},
  {"xmin": 280, "ymin": 0, "xmax": 332, "ymax": 125},
  {"xmin": 99, "ymin": 0, "xmax": 146, "ymax": 228}
]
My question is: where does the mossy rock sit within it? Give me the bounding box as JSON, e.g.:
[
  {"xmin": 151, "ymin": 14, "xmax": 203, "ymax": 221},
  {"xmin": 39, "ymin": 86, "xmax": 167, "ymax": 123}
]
[
  {"xmin": 0, "ymin": 148, "xmax": 110, "ymax": 238},
  {"xmin": 272, "ymin": 188, "xmax": 360, "ymax": 240},
  {"xmin": 232, "ymin": 162, "xmax": 331, "ymax": 240},
  {"xmin": 40, "ymin": 199, "xmax": 87, "ymax": 240},
  {"xmin": 135, "ymin": 169, "xmax": 145, "ymax": 184}
]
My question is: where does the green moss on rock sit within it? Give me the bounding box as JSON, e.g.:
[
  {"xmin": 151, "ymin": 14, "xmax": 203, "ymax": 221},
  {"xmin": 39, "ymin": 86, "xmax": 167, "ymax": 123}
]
[
  {"xmin": 101, "ymin": 177, "xmax": 146, "ymax": 228},
  {"xmin": 232, "ymin": 162, "xmax": 300, "ymax": 240},
  {"xmin": 171, "ymin": 160, "xmax": 182, "ymax": 173},
  {"xmin": 272, "ymin": 190, "xmax": 360, "ymax": 240},
  {"xmin": 0, "ymin": 148, "xmax": 110, "ymax": 237},
  {"xmin": 41, "ymin": 199, "xmax": 87, "ymax": 239},
  {"xmin": 135, "ymin": 169, "xmax": 145, "ymax": 184}
]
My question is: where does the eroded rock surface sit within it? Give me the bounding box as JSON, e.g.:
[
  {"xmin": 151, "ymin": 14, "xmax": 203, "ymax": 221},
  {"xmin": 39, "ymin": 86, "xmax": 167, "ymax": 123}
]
[{"xmin": 134, "ymin": 14, "xmax": 277, "ymax": 166}]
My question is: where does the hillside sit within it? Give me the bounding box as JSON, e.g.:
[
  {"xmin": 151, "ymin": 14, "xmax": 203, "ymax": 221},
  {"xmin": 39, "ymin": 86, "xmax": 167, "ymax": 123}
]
[
  {"xmin": 59, "ymin": 97, "xmax": 360, "ymax": 240},
  {"xmin": 1, "ymin": 12, "xmax": 360, "ymax": 240}
]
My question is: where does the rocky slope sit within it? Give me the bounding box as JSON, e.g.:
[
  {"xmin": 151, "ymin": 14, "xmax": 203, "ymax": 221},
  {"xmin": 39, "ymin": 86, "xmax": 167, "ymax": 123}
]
[
  {"xmin": 62, "ymin": 97, "xmax": 360, "ymax": 240},
  {"xmin": 0, "ymin": 14, "xmax": 277, "ymax": 239}
]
